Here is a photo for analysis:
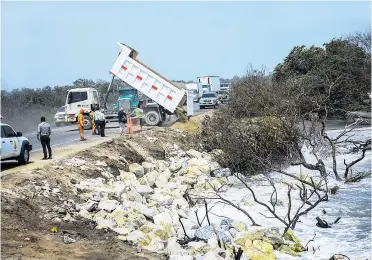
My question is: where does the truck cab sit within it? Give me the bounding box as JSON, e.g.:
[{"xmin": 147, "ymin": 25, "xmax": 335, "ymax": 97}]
[
  {"xmin": 65, "ymin": 88, "xmax": 99, "ymax": 129},
  {"xmin": 115, "ymin": 87, "xmax": 140, "ymax": 114}
]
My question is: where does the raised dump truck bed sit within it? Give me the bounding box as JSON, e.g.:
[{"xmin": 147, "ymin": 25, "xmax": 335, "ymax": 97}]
[{"xmin": 109, "ymin": 43, "xmax": 186, "ymax": 119}]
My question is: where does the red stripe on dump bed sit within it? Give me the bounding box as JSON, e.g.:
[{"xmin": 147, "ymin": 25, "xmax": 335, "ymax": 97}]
[
  {"xmin": 151, "ymin": 85, "xmax": 158, "ymax": 90},
  {"xmin": 167, "ymin": 95, "xmax": 173, "ymax": 100},
  {"xmin": 121, "ymin": 65, "xmax": 127, "ymax": 70},
  {"xmin": 109, "ymin": 71, "xmax": 116, "ymax": 76},
  {"xmin": 136, "ymin": 75, "xmax": 143, "ymax": 80}
]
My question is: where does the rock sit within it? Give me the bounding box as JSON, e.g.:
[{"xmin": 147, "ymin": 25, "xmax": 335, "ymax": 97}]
[
  {"xmin": 136, "ymin": 185, "xmax": 154, "ymax": 196},
  {"xmin": 231, "ymin": 221, "xmax": 247, "ymax": 232},
  {"xmin": 181, "ymin": 175, "xmax": 198, "ymax": 186},
  {"xmin": 52, "ymin": 217, "xmax": 62, "ymax": 223},
  {"xmin": 220, "ymin": 218, "xmax": 233, "ymax": 228},
  {"xmin": 138, "ymin": 177, "xmax": 149, "ymax": 186},
  {"xmin": 201, "ymin": 249, "xmax": 225, "ymax": 260},
  {"xmin": 278, "ymin": 244, "xmax": 300, "ymax": 256},
  {"xmin": 126, "ymin": 230, "xmax": 149, "ymax": 246},
  {"xmin": 139, "ymin": 224, "xmax": 155, "ymax": 234},
  {"xmin": 149, "ymin": 193, "xmax": 173, "ymax": 206},
  {"xmin": 289, "ymin": 243, "xmax": 305, "ymax": 252},
  {"xmin": 154, "ymin": 211, "xmax": 173, "ymax": 226},
  {"xmin": 66, "ymin": 157, "xmax": 86, "ymax": 166},
  {"xmin": 169, "ymin": 255, "xmax": 193, "ymax": 260},
  {"xmin": 170, "ymin": 161, "xmax": 183, "ymax": 172},
  {"xmin": 51, "ymin": 188, "xmax": 60, "ymax": 194},
  {"xmin": 156, "ymin": 160, "xmax": 169, "ymax": 172},
  {"xmin": 329, "ymin": 255, "xmax": 349, "ymax": 260},
  {"xmin": 142, "ymin": 162, "xmax": 156, "ymax": 174},
  {"xmin": 263, "ymin": 228, "xmax": 284, "ymax": 249},
  {"xmin": 167, "ymin": 237, "xmax": 182, "ymax": 255},
  {"xmin": 44, "ymin": 213, "xmax": 58, "ymax": 220},
  {"xmin": 243, "ymin": 199, "xmax": 255, "ymax": 207},
  {"xmin": 234, "ymin": 230, "xmax": 264, "ymax": 246},
  {"xmin": 95, "ymin": 160, "xmax": 107, "ymax": 167},
  {"xmin": 63, "ymin": 235, "xmax": 76, "ymax": 244},
  {"xmin": 63, "ymin": 213, "xmax": 76, "ymax": 222},
  {"xmin": 80, "ymin": 201, "xmax": 98, "ymax": 212},
  {"xmin": 209, "ymin": 162, "xmax": 222, "ymax": 172},
  {"xmin": 194, "ymin": 226, "xmax": 229, "ymax": 242},
  {"xmin": 143, "ymin": 236, "xmax": 165, "ymax": 252},
  {"xmin": 120, "ymin": 171, "xmax": 140, "ymax": 187},
  {"xmin": 70, "ymin": 179, "xmax": 78, "ymax": 184},
  {"xmin": 245, "ymin": 239, "xmax": 253, "ymax": 248},
  {"xmin": 98, "ymin": 199, "xmax": 120, "ymax": 213},
  {"xmin": 283, "ymin": 229, "xmax": 301, "ymax": 244},
  {"xmin": 144, "ymin": 171, "xmax": 159, "ymax": 187},
  {"xmin": 212, "ymin": 168, "xmax": 231, "ymax": 178},
  {"xmin": 252, "ymin": 240, "xmax": 274, "ymax": 255},
  {"xmin": 113, "ymin": 227, "xmax": 133, "ymax": 235},
  {"xmin": 126, "ymin": 190, "xmax": 143, "ymax": 203},
  {"xmin": 154, "ymin": 228, "xmax": 170, "ymax": 240},
  {"xmin": 186, "ymin": 149, "xmax": 203, "ymax": 158},
  {"xmin": 244, "ymin": 247, "xmax": 276, "ymax": 260},
  {"xmin": 52, "ymin": 206, "xmax": 67, "ymax": 215},
  {"xmin": 129, "ymin": 163, "xmax": 145, "ymax": 178},
  {"xmin": 187, "ymin": 241, "xmax": 208, "ymax": 251}
]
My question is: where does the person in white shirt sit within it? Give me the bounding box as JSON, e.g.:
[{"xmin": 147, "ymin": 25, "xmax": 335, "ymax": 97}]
[
  {"xmin": 99, "ymin": 109, "xmax": 106, "ymax": 137},
  {"xmin": 94, "ymin": 109, "xmax": 101, "ymax": 136}
]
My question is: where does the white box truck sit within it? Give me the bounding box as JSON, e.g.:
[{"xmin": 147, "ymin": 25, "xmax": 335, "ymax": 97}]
[{"xmin": 197, "ymin": 76, "xmax": 221, "ymax": 98}]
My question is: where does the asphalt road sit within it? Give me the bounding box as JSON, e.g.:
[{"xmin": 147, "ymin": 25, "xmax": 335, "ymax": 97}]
[{"xmin": 25, "ymin": 103, "xmax": 208, "ymax": 153}]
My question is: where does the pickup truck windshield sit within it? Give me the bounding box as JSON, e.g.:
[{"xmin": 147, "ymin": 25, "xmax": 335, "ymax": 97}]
[{"xmin": 202, "ymin": 93, "xmax": 216, "ymax": 98}]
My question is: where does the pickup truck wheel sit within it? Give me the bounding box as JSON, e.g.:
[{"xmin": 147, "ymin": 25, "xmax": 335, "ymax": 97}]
[
  {"xmin": 200, "ymin": 105, "xmax": 204, "ymax": 109},
  {"xmin": 18, "ymin": 146, "xmax": 30, "ymax": 165},
  {"xmin": 144, "ymin": 111, "xmax": 161, "ymax": 126},
  {"xmin": 83, "ymin": 115, "xmax": 92, "ymax": 130}
]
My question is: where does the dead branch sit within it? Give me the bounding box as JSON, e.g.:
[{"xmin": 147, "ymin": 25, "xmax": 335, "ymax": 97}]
[
  {"xmin": 344, "ymin": 139, "xmax": 371, "ymax": 178},
  {"xmin": 305, "ymin": 232, "xmax": 317, "ymax": 251},
  {"xmin": 179, "ymin": 217, "xmax": 190, "ymax": 239}
]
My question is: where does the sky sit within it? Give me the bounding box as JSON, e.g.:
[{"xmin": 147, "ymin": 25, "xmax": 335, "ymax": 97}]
[{"xmin": 1, "ymin": 1, "xmax": 371, "ymax": 90}]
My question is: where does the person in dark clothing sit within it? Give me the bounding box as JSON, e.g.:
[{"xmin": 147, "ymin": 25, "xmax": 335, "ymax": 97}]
[
  {"xmin": 118, "ymin": 108, "xmax": 127, "ymax": 135},
  {"xmin": 94, "ymin": 108, "xmax": 101, "ymax": 135},
  {"xmin": 37, "ymin": 116, "xmax": 52, "ymax": 160},
  {"xmin": 99, "ymin": 109, "xmax": 106, "ymax": 137}
]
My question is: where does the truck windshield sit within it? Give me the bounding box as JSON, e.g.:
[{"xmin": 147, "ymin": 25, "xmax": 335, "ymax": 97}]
[
  {"xmin": 68, "ymin": 91, "xmax": 88, "ymax": 104},
  {"xmin": 119, "ymin": 89, "xmax": 134, "ymax": 97},
  {"xmin": 202, "ymin": 93, "xmax": 216, "ymax": 98}
]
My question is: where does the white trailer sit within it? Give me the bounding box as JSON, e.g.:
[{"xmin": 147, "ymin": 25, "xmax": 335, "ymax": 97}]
[
  {"xmin": 197, "ymin": 76, "xmax": 221, "ymax": 97},
  {"xmin": 109, "ymin": 43, "xmax": 188, "ymax": 126}
]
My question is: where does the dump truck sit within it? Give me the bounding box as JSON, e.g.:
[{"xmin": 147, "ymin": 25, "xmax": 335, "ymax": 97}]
[
  {"xmin": 108, "ymin": 42, "xmax": 188, "ymax": 126},
  {"xmin": 63, "ymin": 43, "xmax": 188, "ymax": 129}
]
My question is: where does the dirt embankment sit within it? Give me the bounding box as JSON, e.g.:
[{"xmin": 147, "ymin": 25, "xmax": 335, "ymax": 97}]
[{"xmin": 1, "ymin": 128, "xmax": 193, "ymax": 260}]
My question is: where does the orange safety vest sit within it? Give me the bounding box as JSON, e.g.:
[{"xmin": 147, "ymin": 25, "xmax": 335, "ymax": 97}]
[{"xmin": 78, "ymin": 114, "xmax": 84, "ymax": 127}]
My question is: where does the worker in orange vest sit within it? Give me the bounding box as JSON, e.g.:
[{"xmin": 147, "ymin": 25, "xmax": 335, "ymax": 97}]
[
  {"xmin": 89, "ymin": 108, "xmax": 96, "ymax": 135},
  {"xmin": 78, "ymin": 109, "xmax": 86, "ymax": 141}
]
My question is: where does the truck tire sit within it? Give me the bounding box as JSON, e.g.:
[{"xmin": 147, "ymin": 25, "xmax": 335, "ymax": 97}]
[
  {"xmin": 83, "ymin": 115, "xmax": 92, "ymax": 130},
  {"xmin": 144, "ymin": 110, "xmax": 161, "ymax": 126},
  {"xmin": 18, "ymin": 145, "xmax": 30, "ymax": 165}
]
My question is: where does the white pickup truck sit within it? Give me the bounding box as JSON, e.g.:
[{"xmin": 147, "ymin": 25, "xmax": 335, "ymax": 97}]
[{"xmin": 1, "ymin": 123, "xmax": 32, "ymax": 164}]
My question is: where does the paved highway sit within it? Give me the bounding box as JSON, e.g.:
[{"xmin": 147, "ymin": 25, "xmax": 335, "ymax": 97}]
[{"xmin": 25, "ymin": 103, "xmax": 207, "ymax": 153}]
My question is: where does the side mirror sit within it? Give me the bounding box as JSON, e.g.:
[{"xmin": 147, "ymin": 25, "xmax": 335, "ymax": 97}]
[{"xmin": 17, "ymin": 132, "xmax": 22, "ymax": 137}]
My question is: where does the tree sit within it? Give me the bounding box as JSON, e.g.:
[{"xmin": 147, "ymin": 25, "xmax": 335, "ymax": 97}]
[{"xmin": 273, "ymin": 38, "xmax": 371, "ymax": 114}]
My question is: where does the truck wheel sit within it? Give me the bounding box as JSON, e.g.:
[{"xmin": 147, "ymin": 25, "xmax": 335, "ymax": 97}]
[
  {"xmin": 18, "ymin": 145, "xmax": 30, "ymax": 165},
  {"xmin": 83, "ymin": 115, "xmax": 92, "ymax": 130},
  {"xmin": 145, "ymin": 111, "xmax": 161, "ymax": 126}
]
